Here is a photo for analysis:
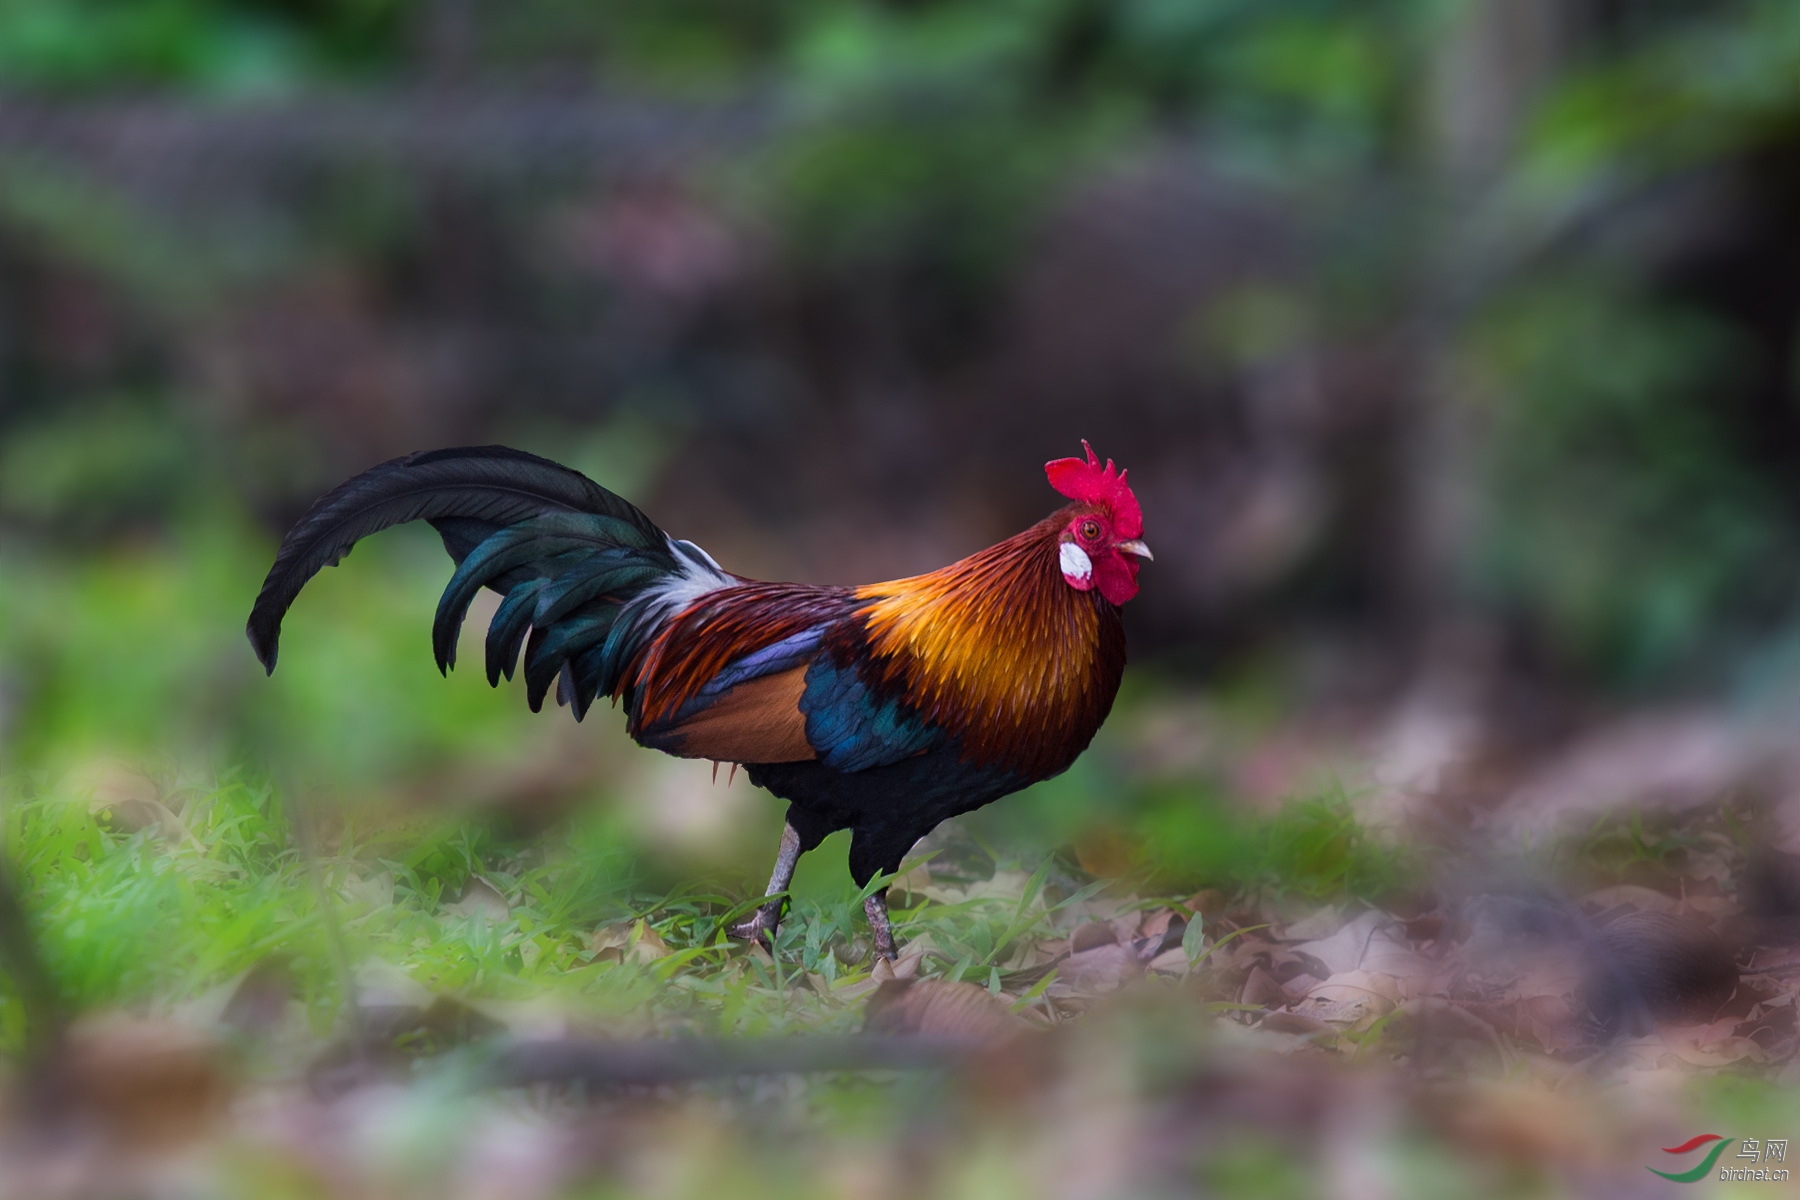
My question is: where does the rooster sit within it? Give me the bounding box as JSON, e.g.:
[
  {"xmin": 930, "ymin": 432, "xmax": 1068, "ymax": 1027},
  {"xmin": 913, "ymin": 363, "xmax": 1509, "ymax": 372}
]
[{"xmin": 247, "ymin": 442, "xmax": 1150, "ymax": 959}]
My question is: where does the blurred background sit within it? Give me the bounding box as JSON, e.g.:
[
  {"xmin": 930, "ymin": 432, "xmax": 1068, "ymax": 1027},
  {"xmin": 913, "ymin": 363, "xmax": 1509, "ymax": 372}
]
[
  {"xmin": 8, "ymin": 0, "xmax": 1800, "ymax": 777},
  {"xmin": 4, "ymin": 1, "xmax": 1800, "ymax": 1196}
]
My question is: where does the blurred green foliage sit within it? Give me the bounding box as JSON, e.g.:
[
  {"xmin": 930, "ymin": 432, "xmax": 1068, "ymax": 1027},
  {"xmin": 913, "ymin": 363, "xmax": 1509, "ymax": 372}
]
[
  {"xmin": 1472, "ymin": 282, "xmax": 1795, "ymax": 682},
  {"xmin": 0, "ymin": 0, "xmax": 406, "ymax": 92},
  {"xmin": 4, "ymin": 773, "xmax": 330, "ymax": 1029},
  {"xmin": 0, "ymin": 518, "xmax": 545, "ymax": 776},
  {"xmin": 0, "ymin": 8, "xmax": 1795, "ymax": 1196},
  {"xmin": 3, "ymin": 0, "xmax": 1797, "ymax": 693},
  {"xmin": 0, "ymin": 0, "xmax": 1796, "ymax": 1050}
]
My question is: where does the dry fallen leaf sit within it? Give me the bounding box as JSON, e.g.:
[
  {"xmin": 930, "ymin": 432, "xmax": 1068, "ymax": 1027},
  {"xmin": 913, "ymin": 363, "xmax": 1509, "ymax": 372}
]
[
  {"xmin": 1579, "ymin": 884, "xmax": 1679, "ymax": 916},
  {"xmin": 61, "ymin": 1013, "xmax": 233, "ymax": 1150},
  {"xmin": 1436, "ymin": 1078, "xmax": 1615, "ymax": 1168},
  {"xmin": 338, "ymin": 870, "xmax": 396, "ymax": 910},
  {"xmin": 220, "ymin": 958, "xmax": 298, "ymax": 1038},
  {"xmin": 1147, "ymin": 947, "xmax": 1189, "ymax": 976},
  {"xmin": 1291, "ymin": 970, "xmax": 1401, "ymax": 1028},
  {"xmin": 589, "ymin": 923, "xmax": 631, "ymax": 960},
  {"xmin": 1282, "ymin": 906, "xmax": 1344, "ymax": 942},
  {"xmin": 1053, "ymin": 944, "xmax": 1141, "ymax": 995},
  {"xmin": 871, "ymin": 951, "xmax": 924, "ymax": 984},
  {"xmin": 1139, "ymin": 909, "xmax": 1176, "ymax": 942},
  {"xmin": 1068, "ymin": 921, "xmax": 1120, "ymax": 954},
  {"xmin": 446, "ymin": 875, "xmax": 511, "ymax": 923},
  {"xmin": 1517, "ymin": 993, "xmax": 1585, "ymax": 1053},
  {"xmin": 630, "ymin": 918, "xmax": 671, "ymax": 962},
  {"xmin": 355, "ymin": 958, "xmax": 434, "ymax": 1010},
  {"xmin": 1257, "ymin": 1009, "xmax": 1336, "ymax": 1037},
  {"xmin": 1240, "ymin": 966, "xmax": 1290, "ymax": 1009},
  {"xmin": 1626, "ymin": 1018, "xmax": 1767, "ymax": 1068},
  {"xmin": 1293, "ymin": 910, "xmax": 1431, "ymax": 980},
  {"xmin": 863, "ymin": 980, "xmax": 1030, "ymax": 1039}
]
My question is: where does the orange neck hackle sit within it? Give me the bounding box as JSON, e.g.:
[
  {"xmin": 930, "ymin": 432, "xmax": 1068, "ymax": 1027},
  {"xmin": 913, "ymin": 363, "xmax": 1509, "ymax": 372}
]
[{"xmin": 852, "ymin": 507, "xmax": 1127, "ymax": 777}]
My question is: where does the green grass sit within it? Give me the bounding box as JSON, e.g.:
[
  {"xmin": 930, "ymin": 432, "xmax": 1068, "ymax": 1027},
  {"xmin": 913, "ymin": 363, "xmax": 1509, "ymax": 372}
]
[
  {"xmin": 7, "ymin": 771, "xmax": 326, "ymax": 1022},
  {"xmin": 0, "ymin": 763, "xmax": 1121, "ymax": 1053},
  {"xmin": 1126, "ymin": 778, "xmax": 1419, "ymax": 903},
  {"xmin": 0, "ymin": 755, "xmax": 1425, "ymax": 1063}
]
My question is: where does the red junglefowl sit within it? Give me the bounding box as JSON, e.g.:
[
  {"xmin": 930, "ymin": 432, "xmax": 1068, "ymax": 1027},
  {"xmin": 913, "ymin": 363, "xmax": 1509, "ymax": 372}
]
[{"xmin": 246, "ymin": 442, "xmax": 1150, "ymax": 959}]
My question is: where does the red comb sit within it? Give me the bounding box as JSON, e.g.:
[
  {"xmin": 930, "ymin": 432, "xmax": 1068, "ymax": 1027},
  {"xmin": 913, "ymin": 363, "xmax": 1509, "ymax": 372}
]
[{"xmin": 1045, "ymin": 440, "xmax": 1142, "ymax": 537}]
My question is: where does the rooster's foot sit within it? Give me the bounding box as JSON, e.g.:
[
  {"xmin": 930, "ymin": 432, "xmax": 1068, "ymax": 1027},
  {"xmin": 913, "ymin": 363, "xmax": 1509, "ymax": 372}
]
[{"xmin": 727, "ymin": 903, "xmax": 783, "ymax": 949}]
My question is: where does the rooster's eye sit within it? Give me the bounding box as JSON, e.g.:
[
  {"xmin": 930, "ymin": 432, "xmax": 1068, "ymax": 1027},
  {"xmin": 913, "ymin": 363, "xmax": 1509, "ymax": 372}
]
[{"xmin": 1079, "ymin": 520, "xmax": 1101, "ymax": 540}]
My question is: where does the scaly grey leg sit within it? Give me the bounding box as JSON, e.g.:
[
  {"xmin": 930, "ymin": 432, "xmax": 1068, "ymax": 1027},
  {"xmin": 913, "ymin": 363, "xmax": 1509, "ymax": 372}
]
[
  {"xmin": 727, "ymin": 821, "xmax": 804, "ymax": 948},
  {"xmin": 863, "ymin": 889, "xmax": 897, "ymax": 962}
]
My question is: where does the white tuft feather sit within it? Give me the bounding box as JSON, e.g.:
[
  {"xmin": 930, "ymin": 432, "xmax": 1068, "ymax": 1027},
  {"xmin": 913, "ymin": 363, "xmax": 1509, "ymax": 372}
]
[
  {"xmin": 1059, "ymin": 541, "xmax": 1092, "ymax": 582},
  {"xmin": 619, "ymin": 536, "xmax": 735, "ymax": 642}
]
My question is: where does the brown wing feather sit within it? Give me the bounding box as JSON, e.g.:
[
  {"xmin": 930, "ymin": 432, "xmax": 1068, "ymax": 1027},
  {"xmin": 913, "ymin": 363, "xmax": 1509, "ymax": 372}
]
[
  {"xmin": 651, "ymin": 665, "xmax": 814, "ymax": 763},
  {"xmin": 625, "ymin": 583, "xmax": 856, "ymax": 764},
  {"xmin": 625, "ymin": 582, "xmax": 851, "ymax": 726}
]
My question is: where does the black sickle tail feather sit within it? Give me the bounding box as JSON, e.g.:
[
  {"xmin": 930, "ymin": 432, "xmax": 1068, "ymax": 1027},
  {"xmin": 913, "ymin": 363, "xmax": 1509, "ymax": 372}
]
[{"xmin": 246, "ymin": 445, "xmax": 687, "ymax": 718}]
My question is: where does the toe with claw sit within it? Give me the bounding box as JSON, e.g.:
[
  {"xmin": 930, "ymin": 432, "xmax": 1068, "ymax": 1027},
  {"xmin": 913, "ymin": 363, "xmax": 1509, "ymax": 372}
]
[{"xmin": 727, "ymin": 901, "xmax": 784, "ymax": 949}]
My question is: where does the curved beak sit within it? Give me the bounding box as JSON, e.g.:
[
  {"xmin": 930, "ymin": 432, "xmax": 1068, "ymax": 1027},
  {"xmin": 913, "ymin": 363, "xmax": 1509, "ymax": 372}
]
[{"xmin": 1116, "ymin": 538, "xmax": 1154, "ymax": 561}]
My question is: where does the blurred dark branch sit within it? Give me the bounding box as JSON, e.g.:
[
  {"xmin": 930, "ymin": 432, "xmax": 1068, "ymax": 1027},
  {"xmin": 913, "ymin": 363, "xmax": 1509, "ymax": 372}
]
[
  {"xmin": 0, "ymin": 857, "xmax": 64, "ymax": 1071},
  {"xmin": 0, "ymin": 671, "xmax": 64, "ymax": 1074},
  {"xmin": 281, "ymin": 778, "xmax": 368, "ymax": 1068},
  {"xmin": 0, "ymin": 87, "xmax": 771, "ymax": 183},
  {"xmin": 483, "ymin": 1034, "xmax": 983, "ymax": 1088}
]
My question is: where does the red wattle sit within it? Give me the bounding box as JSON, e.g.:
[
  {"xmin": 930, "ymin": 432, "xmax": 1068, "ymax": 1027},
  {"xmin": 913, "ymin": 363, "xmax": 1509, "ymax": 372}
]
[{"xmin": 1093, "ymin": 552, "xmax": 1139, "ymax": 605}]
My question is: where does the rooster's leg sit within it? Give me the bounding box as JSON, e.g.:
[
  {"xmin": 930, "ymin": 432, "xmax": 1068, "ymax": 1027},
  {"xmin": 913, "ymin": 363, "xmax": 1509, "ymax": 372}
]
[
  {"xmin": 728, "ymin": 821, "xmax": 804, "ymax": 948},
  {"xmin": 862, "ymin": 890, "xmax": 897, "ymax": 962}
]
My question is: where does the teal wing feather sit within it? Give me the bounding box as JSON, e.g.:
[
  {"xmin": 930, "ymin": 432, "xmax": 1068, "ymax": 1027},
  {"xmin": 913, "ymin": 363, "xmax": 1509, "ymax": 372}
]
[{"xmin": 798, "ymin": 656, "xmax": 940, "ymax": 772}]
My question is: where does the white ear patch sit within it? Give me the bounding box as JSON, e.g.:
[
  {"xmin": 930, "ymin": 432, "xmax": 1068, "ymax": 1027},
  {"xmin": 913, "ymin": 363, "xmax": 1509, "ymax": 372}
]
[{"xmin": 1059, "ymin": 540, "xmax": 1093, "ymax": 584}]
